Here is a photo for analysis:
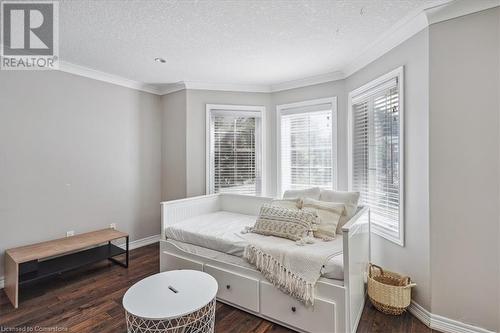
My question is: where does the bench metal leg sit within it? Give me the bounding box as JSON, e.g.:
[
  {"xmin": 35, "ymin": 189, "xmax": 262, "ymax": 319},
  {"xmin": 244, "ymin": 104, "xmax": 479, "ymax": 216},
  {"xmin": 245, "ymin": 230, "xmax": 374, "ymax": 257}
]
[{"xmin": 107, "ymin": 236, "xmax": 129, "ymax": 268}]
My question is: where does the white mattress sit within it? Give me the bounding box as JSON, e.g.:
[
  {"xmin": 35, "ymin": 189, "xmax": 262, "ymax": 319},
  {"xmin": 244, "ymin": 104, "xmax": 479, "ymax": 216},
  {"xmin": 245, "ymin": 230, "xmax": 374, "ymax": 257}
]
[{"xmin": 165, "ymin": 211, "xmax": 344, "ymax": 280}]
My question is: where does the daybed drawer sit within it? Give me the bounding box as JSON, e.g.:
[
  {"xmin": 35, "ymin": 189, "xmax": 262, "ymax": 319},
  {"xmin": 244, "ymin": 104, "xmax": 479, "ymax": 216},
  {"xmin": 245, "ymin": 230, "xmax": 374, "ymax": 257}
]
[
  {"xmin": 260, "ymin": 281, "xmax": 335, "ymax": 333},
  {"xmin": 204, "ymin": 265, "xmax": 259, "ymax": 312},
  {"xmin": 161, "ymin": 252, "xmax": 203, "ymax": 271}
]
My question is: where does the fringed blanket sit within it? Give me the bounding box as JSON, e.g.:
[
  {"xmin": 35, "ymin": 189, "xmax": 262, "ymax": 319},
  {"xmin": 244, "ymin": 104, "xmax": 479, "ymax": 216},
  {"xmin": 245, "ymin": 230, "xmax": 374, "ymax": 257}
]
[{"xmin": 243, "ymin": 234, "xmax": 343, "ymax": 306}]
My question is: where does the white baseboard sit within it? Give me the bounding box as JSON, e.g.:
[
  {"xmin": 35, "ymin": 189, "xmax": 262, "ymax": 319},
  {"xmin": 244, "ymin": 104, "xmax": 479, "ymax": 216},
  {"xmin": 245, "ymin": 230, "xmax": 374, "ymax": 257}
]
[
  {"xmin": 117, "ymin": 234, "xmax": 161, "ymax": 250},
  {"xmin": 431, "ymin": 313, "xmax": 496, "ymax": 333},
  {"xmin": 408, "ymin": 301, "xmax": 431, "ymax": 326},
  {"xmin": 408, "ymin": 301, "xmax": 495, "ymax": 333},
  {"xmin": 0, "ymin": 234, "xmax": 160, "ymax": 290}
]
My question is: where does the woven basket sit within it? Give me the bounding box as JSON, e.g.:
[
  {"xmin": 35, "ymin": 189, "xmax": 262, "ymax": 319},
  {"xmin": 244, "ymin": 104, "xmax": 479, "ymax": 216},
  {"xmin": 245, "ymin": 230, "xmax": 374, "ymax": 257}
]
[{"xmin": 367, "ymin": 264, "xmax": 416, "ymax": 315}]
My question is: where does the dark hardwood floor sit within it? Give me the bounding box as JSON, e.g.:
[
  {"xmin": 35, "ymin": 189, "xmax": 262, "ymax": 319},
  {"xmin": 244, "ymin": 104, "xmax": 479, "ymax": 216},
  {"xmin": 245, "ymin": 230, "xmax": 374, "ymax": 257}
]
[{"xmin": 0, "ymin": 243, "xmax": 436, "ymax": 332}]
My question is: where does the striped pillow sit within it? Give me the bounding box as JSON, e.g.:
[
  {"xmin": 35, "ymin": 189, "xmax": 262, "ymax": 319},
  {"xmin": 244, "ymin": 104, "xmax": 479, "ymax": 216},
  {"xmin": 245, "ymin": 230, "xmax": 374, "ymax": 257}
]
[{"xmin": 250, "ymin": 204, "xmax": 316, "ymax": 241}]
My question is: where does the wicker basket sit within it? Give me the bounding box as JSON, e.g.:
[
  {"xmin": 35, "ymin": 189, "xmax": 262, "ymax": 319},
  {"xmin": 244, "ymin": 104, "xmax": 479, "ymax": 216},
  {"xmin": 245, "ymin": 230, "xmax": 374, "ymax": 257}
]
[{"xmin": 367, "ymin": 264, "xmax": 416, "ymax": 315}]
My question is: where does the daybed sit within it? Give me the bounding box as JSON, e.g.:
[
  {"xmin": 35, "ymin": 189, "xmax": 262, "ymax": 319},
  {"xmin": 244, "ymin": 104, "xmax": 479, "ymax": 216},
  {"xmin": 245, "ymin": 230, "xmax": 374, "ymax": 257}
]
[{"xmin": 160, "ymin": 193, "xmax": 370, "ymax": 333}]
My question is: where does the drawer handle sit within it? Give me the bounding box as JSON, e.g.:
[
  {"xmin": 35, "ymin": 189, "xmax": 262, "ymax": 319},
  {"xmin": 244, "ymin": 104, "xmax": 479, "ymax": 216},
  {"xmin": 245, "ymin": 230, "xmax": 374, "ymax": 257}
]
[
  {"xmin": 291, "ymin": 306, "xmax": 296, "ymax": 313},
  {"xmin": 226, "ymin": 285, "xmax": 230, "ymax": 290}
]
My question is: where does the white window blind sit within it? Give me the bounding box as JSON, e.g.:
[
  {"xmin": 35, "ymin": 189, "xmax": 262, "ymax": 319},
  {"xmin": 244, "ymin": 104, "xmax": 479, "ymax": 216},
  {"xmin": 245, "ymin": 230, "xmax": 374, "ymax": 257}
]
[
  {"xmin": 279, "ymin": 99, "xmax": 336, "ymax": 194},
  {"xmin": 350, "ymin": 70, "xmax": 404, "ymax": 245},
  {"xmin": 207, "ymin": 108, "xmax": 263, "ymax": 196}
]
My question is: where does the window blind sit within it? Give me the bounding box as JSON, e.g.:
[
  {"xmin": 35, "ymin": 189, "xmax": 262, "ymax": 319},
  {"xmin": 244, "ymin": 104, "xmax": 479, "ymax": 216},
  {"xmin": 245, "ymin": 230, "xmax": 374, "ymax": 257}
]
[
  {"xmin": 280, "ymin": 106, "xmax": 334, "ymax": 193},
  {"xmin": 351, "ymin": 77, "xmax": 401, "ymax": 238},
  {"xmin": 209, "ymin": 111, "xmax": 262, "ymax": 195}
]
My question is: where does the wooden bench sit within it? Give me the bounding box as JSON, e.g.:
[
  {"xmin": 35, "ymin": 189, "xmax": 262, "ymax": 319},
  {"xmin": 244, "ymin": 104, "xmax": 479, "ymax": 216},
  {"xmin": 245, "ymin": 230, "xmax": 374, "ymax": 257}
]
[{"xmin": 4, "ymin": 228, "xmax": 129, "ymax": 308}]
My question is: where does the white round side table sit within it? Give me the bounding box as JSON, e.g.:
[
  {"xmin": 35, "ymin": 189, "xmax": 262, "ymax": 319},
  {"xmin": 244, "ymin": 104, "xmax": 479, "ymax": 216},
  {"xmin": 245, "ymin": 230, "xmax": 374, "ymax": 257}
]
[{"xmin": 123, "ymin": 270, "xmax": 218, "ymax": 333}]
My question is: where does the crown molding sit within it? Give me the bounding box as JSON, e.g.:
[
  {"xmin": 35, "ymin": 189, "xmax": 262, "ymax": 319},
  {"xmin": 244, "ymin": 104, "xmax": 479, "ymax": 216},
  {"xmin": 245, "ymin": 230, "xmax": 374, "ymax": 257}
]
[
  {"xmin": 58, "ymin": 61, "xmax": 163, "ymax": 95},
  {"xmin": 161, "ymin": 72, "xmax": 346, "ymax": 95},
  {"xmin": 55, "ymin": 0, "xmax": 499, "ymax": 96},
  {"xmin": 343, "ymin": 0, "xmax": 500, "ymax": 77},
  {"xmin": 184, "ymin": 81, "xmax": 271, "ymax": 93},
  {"xmin": 157, "ymin": 82, "xmax": 186, "ymax": 95},
  {"xmin": 342, "ymin": 9, "xmax": 428, "ymax": 77},
  {"xmin": 342, "ymin": 0, "xmax": 452, "ymax": 77},
  {"xmin": 426, "ymin": 0, "xmax": 500, "ymax": 25},
  {"xmin": 270, "ymin": 71, "xmax": 345, "ymax": 92}
]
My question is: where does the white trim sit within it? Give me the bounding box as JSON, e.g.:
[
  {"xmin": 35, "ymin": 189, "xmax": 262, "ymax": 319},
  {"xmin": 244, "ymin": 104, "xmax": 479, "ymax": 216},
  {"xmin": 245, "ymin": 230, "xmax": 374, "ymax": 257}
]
[
  {"xmin": 408, "ymin": 300, "xmax": 431, "ymax": 326},
  {"xmin": 276, "ymin": 97, "xmax": 338, "ymax": 197},
  {"xmin": 205, "ymin": 104, "xmax": 267, "ymax": 196},
  {"xmin": 408, "ymin": 301, "xmax": 496, "ymax": 333},
  {"xmin": 348, "ymin": 67, "xmax": 404, "ymax": 102},
  {"xmin": 117, "ymin": 234, "xmax": 161, "ymax": 251},
  {"xmin": 425, "ymin": 0, "xmax": 500, "ymax": 25},
  {"xmin": 342, "ymin": 1, "xmax": 450, "ymax": 77},
  {"xmin": 58, "ymin": 61, "xmax": 162, "ymax": 95},
  {"xmin": 157, "ymin": 82, "xmax": 186, "ymax": 95},
  {"xmin": 184, "ymin": 81, "xmax": 270, "ymax": 93},
  {"xmin": 347, "ymin": 66, "xmax": 405, "ymax": 247},
  {"xmin": 431, "ymin": 314, "xmax": 497, "ymax": 333},
  {"xmin": 270, "ymin": 71, "xmax": 345, "ymax": 92}
]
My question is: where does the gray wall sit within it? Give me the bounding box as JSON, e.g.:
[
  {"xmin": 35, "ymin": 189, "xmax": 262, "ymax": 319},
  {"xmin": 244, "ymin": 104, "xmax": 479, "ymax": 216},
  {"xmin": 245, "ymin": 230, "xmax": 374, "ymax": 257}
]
[
  {"xmin": 429, "ymin": 8, "xmax": 499, "ymax": 331},
  {"xmin": 345, "ymin": 29, "xmax": 431, "ymax": 308},
  {"xmin": 0, "ymin": 70, "xmax": 162, "ymax": 277},
  {"xmin": 161, "ymin": 90, "xmax": 187, "ymax": 200}
]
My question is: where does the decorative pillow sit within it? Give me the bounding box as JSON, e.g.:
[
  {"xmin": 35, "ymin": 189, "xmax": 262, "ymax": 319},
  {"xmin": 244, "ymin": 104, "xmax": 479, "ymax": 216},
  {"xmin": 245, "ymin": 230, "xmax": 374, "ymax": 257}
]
[
  {"xmin": 270, "ymin": 198, "xmax": 302, "ymax": 210},
  {"xmin": 319, "ymin": 190, "xmax": 360, "ymax": 233},
  {"xmin": 302, "ymin": 198, "xmax": 345, "ymax": 240},
  {"xmin": 283, "ymin": 187, "xmax": 321, "ymax": 200},
  {"xmin": 250, "ymin": 204, "xmax": 316, "ymax": 242}
]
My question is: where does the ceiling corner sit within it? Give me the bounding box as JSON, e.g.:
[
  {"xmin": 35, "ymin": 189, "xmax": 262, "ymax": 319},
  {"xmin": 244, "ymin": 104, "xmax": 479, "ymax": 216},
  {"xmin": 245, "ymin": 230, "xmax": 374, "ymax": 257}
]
[
  {"xmin": 424, "ymin": 0, "xmax": 500, "ymax": 25},
  {"xmin": 157, "ymin": 82, "xmax": 187, "ymax": 95}
]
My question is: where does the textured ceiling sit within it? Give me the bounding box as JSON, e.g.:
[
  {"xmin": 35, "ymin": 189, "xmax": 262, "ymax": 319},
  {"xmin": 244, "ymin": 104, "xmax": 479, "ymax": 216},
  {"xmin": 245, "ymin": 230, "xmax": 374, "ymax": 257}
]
[{"xmin": 59, "ymin": 0, "xmax": 443, "ymax": 86}]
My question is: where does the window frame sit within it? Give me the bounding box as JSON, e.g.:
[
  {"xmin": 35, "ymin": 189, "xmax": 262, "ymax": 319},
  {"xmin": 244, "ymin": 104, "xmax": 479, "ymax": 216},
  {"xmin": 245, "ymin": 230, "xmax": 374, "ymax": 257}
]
[
  {"xmin": 276, "ymin": 97, "xmax": 338, "ymax": 197},
  {"xmin": 347, "ymin": 66, "xmax": 405, "ymax": 246},
  {"xmin": 205, "ymin": 104, "xmax": 266, "ymax": 196}
]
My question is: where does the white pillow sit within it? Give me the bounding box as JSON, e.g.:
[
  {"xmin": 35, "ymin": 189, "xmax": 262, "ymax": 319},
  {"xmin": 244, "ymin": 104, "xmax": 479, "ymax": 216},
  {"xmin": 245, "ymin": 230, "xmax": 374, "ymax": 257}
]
[
  {"xmin": 302, "ymin": 198, "xmax": 344, "ymax": 240},
  {"xmin": 319, "ymin": 190, "xmax": 360, "ymax": 233},
  {"xmin": 283, "ymin": 187, "xmax": 321, "ymax": 200}
]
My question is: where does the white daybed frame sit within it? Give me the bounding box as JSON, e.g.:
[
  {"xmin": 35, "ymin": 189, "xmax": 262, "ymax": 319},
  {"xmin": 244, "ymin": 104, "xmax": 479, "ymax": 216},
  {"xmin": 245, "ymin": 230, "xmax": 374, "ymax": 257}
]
[{"xmin": 160, "ymin": 193, "xmax": 370, "ymax": 333}]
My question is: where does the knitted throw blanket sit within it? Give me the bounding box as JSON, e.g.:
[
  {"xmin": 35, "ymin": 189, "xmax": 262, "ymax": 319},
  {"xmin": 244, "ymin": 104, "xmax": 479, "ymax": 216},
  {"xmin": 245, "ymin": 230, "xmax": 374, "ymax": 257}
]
[{"xmin": 243, "ymin": 234, "xmax": 343, "ymax": 306}]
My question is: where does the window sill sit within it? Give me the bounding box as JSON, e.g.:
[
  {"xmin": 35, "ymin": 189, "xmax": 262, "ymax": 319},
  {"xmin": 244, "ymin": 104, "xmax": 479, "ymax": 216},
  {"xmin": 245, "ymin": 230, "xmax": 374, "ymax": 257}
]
[{"xmin": 371, "ymin": 222, "xmax": 404, "ymax": 247}]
